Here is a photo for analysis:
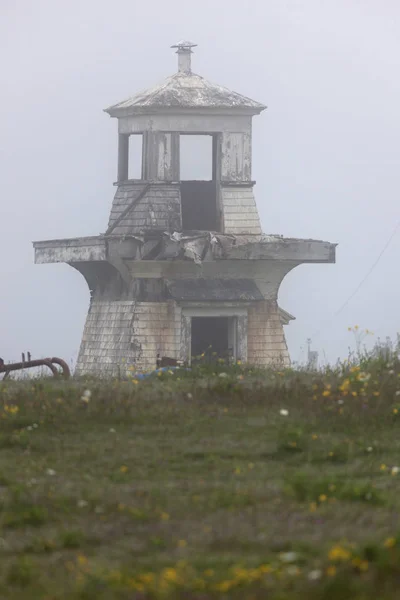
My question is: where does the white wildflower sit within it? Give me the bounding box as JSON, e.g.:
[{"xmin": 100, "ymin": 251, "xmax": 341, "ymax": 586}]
[
  {"xmin": 338, "ymin": 399, "xmax": 344, "ymax": 405},
  {"xmin": 280, "ymin": 551, "xmax": 297, "ymax": 563},
  {"xmin": 32, "ymin": 423, "xmax": 39, "ymax": 429},
  {"xmin": 359, "ymin": 372, "xmax": 371, "ymax": 382},
  {"xmin": 308, "ymin": 569, "xmax": 322, "ymax": 581},
  {"xmin": 218, "ymin": 372, "xmax": 228, "ymax": 378},
  {"xmin": 389, "ymin": 370, "xmax": 395, "ymax": 375},
  {"xmin": 26, "ymin": 426, "xmax": 33, "ymax": 431},
  {"xmin": 46, "ymin": 468, "xmax": 56, "ymax": 476},
  {"xmin": 280, "ymin": 409, "xmax": 289, "ymax": 416},
  {"xmin": 187, "ymin": 393, "xmax": 193, "ymax": 400},
  {"xmin": 77, "ymin": 499, "xmax": 89, "ymax": 508},
  {"xmin": 395, "ymin": 390, "xmax": 400, "ymax": 396},
  {"xmin": 109, "ymin": 428, "xmax": 116, "ymax": 433},
  {"xmin": 367, "ymin": 446, "xmax": 373, "ymax": 452},
  {"xmin": 392, "ymin": 466, "xmax": 400, "ymax": 476},
  {"xmin": 81, "ymin": 389, "xmax": 92, "ymax": 403}
]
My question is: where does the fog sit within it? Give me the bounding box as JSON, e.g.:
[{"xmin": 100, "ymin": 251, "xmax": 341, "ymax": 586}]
[{"xmin": 1, "ymin": 0, "xmax": 400, "ymax": 368}]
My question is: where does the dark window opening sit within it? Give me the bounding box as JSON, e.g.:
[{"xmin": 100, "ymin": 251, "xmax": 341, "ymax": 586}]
[
  {"xmin": 128, "ymin": 134, "xmax": 143, "ymax": 179},
  {"xmin": 180, "ymin": 134, "xmax": 219, "ymax": 231},
  {"xmin": 191, "ymin": 317, "xmax": 232, "ymax": 363}
]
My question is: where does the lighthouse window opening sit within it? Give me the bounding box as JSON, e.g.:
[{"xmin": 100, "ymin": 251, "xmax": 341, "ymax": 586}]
[
  {"xmin": 179, "ymin": 134, "xmax": 213, "ymax": 181},
  {"xmin": 128, "ymin": 134, "xmax": 144, "ymax": 180},
  {"xmin": 180, "ymin": 134, "xmax": 219, "ymax": 231}
]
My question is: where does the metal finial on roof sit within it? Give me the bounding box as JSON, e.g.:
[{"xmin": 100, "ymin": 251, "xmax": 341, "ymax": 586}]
[{"xmin": 170, "ymin": 40, "xmax": 197, "ymax": 73}]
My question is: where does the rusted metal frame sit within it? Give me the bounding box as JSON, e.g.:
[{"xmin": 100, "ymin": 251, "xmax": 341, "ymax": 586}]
[
  {"xmin": 105, "ymin": 183, "xmax": 151, "ymax": 236},
  {"xmin": 0, "ymin": 357, "xmax": 70, "ymax": 380},
  {"xmin": 49, "ymin": 357, "xmax": 71, "ymax": 379}
]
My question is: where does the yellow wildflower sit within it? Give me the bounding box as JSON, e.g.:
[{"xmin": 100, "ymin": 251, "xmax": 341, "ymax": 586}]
[
  {"xmin": 319, "ymin": 494, "xmax": 328, "ymax": 503},
  {"xmin": 393, "ymin": 408, "xmax": 398, "ymax": 415},
  {"xmin": 380, "ymin": 464, "xmax": 387, "ymax": 471},
  {"xmin": 138, "ymin": 573, "xmax": 155, "ymax": 585},
  {"xmin": 160, "ymin": 512, "xmax": 169, "ymax": 521},
  {"xmin": 4, "ymin": 404, "xmax": 19, "ymax": 415},
  {"xmin": 177, "ymin": 539, "xmax": 187, "ymax": 548},
  {"xmin": 77, "ymin": 554, "xmax": 88, "ymax": 566},
  {"xmin": 309, "ymin": 502, "xmax": 317, "ymax": 512},
  {"xmin": 322, "ymin": 390, "xmax": 330, "ymax": 397},
  {"xmin": 120, "ymin": 465, "xmax": 128, "ymax": 473},
  {"xmin": 352, "ymin": 558, "xmax": 369, "ymax": 572},
  {"xmin": 128, "ymin": 579, "xmax": 144, "ymax": 591},
  {"xmin": 326, "ymin": 565, "xmax": 337, "ymax": 577},
  {"xmin": 328, "ymin": 545, "xmax": 351, "ymax": 562},
  {"xmin": 312, "ymin": 434, "xmax": 318, "ymax": 440},
  {"xmin": 384, "ymin": 537, "xmax": 396, "ymax": 548},
  {"xmin": 215, "ymin": 580, "xmax": 236, "ymax": 592},
  {"xmin": 162, "ymin": 567, "xmax": 179, "ymax": 583}
]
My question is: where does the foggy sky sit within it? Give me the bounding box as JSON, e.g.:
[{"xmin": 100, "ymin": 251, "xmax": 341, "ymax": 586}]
[{"xmin": 1, "ymin": 0, "xmax": 400, "ymax": 368}]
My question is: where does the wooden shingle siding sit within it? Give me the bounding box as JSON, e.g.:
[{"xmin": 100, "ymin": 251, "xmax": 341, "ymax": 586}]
[
  {"xmin": 75, "ymin": 300, "xmax": 181, "ymax": 376},
  {"xmin": 247, "ymin": 300, "xmax": 290, "ymax": 367},
  {"xmin": 221, "ymin": 187, "xmax": 262, "ymax": 235},
  {"xmin": 107, "ymin": 184, "xmax": 181, "ymax": 236}
]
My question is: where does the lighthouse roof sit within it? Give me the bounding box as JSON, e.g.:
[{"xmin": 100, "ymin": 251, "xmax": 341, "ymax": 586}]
[{"xmin": 105, "ymin": 41, "xmax": 266, "ymax": 116}]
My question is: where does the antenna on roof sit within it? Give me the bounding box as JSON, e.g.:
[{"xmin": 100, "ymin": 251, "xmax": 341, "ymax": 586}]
[{"xmin": 170, "ymin": 40, "xmax": 197, "ymax": 74}]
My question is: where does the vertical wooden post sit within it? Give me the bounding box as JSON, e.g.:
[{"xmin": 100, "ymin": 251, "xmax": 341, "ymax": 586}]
[{"xmin": 118, "ymin": 134, "xmax": 129, "ymax": 182}]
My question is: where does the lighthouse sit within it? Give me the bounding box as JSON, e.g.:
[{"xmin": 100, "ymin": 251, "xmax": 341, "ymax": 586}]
[{"xmin": 34, "ymin": 42, "xmax": 336, "ymax": 375}]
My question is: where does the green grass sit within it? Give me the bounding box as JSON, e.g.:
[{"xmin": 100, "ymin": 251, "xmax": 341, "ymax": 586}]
[{"xmin": 1, "ymin": 357, "xmax": 400, "ymax": 598}]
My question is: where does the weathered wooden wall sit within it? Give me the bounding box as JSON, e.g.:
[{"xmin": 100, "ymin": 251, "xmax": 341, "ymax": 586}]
[
  {"xmin": 221, "ymin": 132, "xmax": 251, "ymax": 182},
  {"xmin": 107, "ymin": 183, "xmax": 181, "ymax": 236},
  {"xmin": 75, "ymin": 297, "xmax": 290, "ymax": 375},
  {"xmin": 247, "ymin": 300, "xmax": 290, "ymax": 367},
  {"xmin": 75, "ymin": 300, "xmax": 181, "ymax": 376},
  {"xmin": 220, "ymin": 186, "xmax": 262, "ymax": 235}
]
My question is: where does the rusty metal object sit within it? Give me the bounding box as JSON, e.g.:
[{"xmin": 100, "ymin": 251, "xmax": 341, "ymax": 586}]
[{"xmin": 0, "ymin": 354, "xmax": 70, "ymax": 380}]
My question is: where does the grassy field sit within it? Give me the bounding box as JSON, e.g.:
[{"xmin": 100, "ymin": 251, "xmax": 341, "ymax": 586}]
[{"xmin": 1, "ymin": 355, "xmax": 400, "ymax": 599}]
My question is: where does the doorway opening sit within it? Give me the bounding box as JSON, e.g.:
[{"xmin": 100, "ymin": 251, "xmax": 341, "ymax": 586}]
[
  {"xmin": 191, "ymin": 316, "xmax": 236, "ymax": 363},
  {"xmin": 180, "ymin": 134, "xmax": 220, "ymax": 231}
]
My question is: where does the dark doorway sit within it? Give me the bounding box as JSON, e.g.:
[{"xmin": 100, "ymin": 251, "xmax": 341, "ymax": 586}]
[{"xmin": 191, "ymin": 317, "xmax": 230, "ymax": 361}]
